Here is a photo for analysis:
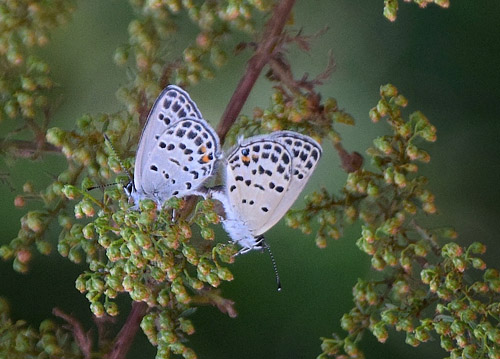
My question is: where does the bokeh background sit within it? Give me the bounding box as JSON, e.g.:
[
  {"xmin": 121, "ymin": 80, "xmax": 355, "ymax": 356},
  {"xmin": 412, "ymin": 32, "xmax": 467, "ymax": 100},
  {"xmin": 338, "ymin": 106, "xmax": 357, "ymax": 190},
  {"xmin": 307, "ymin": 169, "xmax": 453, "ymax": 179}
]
[{"xmin": 1, "ymin": 0, "xmax": 499, "ymax": 358}]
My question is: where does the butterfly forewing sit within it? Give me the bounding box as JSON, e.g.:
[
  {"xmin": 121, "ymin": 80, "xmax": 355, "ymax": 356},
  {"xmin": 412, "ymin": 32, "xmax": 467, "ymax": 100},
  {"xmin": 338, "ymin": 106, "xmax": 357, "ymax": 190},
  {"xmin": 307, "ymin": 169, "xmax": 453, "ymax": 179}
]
[
  {"xmin": 134, "ymin": 85, "xmax": 204, "ymax": 189},
  {"xmin": 269, "ymin": 131, "xmax": 322, "ymax": 219}
]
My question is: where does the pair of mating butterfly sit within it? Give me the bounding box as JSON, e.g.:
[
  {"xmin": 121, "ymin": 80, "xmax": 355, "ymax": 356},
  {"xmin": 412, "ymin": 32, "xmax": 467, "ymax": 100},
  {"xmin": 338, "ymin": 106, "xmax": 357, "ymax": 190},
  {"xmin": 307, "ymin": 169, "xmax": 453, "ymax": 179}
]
[{"xmin": 123, "ymin": 85, "xmax": 322, "ymax": 259}]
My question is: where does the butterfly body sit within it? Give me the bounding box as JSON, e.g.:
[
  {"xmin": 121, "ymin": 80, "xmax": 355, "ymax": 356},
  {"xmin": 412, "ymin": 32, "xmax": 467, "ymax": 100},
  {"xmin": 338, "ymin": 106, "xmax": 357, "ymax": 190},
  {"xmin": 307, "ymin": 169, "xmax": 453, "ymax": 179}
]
[
  {"xmin": 212, "ymin": 131, "xmax": 322, "ymax": 253},
  {"xmin": 126, "ymin": 85, "xmax": 221, "ymax": 208}
]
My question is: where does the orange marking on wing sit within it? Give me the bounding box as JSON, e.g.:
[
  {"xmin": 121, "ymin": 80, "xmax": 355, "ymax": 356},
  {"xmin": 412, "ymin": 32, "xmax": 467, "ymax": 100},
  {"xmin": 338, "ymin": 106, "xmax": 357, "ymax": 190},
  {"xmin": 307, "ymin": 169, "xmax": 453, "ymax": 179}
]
[{"xmin": 202, "ymin": 154, "xmax": 210, "ymax": 163}]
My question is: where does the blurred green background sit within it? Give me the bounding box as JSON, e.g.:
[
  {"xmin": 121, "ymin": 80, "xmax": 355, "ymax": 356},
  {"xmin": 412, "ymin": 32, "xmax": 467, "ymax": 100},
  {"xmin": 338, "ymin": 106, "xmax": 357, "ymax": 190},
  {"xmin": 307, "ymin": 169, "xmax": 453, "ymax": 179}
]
[{"xmin": 1, "ymin": 0, "xmax": 499, "ymax": 358}]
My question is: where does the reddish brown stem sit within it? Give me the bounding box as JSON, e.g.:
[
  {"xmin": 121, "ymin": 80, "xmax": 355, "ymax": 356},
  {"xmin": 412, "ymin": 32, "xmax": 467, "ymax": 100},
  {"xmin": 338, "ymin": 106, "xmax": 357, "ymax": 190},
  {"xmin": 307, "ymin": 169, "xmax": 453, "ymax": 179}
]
[
  {"xmin": 216, "ymin": 0, "xmax": 296, "ymax": 143},
  {"xmin": 1, "ymin": 138, "xmax": 60, "ymax": 158},
  {"xmin": 53, "ymin": 308, "xmax": 93, "ymax": 359},
  {"xmin": 105, "ymin": 301, "xmax": 148, "ymax": 359}
]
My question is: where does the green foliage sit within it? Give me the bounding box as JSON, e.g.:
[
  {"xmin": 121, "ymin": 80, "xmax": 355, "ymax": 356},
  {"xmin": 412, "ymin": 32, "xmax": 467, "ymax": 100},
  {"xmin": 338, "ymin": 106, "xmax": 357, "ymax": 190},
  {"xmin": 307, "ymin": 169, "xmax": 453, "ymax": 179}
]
[
  {"xmin": 115, "ymin": 0, "xmax": 272, "ymax": 116},
  {"xmin": 3, "ymin": 1, "xmax": 500, "ymax": 359},
  {"xmin": 383, "ymin": 0, "xmax": 450, "ymax": 22},
  {"xmin": 0, "ymin": 298, "xmax": 81, "ymax": 358},
  {"xmin": 0, "ymin": 1, "xmax": 75, "ymax": 128},
  {"xmin": 313, "ymin": 84, "xmax": 500, "ymax": 359}
]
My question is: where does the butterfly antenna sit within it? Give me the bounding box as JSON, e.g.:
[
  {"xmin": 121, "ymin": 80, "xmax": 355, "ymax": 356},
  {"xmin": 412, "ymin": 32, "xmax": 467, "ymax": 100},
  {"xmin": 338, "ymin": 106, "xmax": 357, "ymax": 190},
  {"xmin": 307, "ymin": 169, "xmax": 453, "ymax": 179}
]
[
  {"xmin": 263, "ymin": 240, "xmax": 282, "ymax": 292},
  {"xmin": 87, "ymin": 182, "xmax": 119, "ymax": 191},
  {"xmin": 104, "ymin": 133, "xmax": 133, "ymax": 181}
]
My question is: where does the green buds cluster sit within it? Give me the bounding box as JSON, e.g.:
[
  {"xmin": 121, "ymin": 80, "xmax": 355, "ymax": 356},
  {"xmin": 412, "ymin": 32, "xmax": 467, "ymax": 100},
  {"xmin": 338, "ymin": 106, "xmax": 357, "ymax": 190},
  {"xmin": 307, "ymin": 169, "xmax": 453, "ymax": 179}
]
[
  {"xmin": 315, "ymin": 84, "xmax": 499, "ymax": 359},
  {"xmin": 0, "ymin": 297, "xmax": 79, "ymax": 357},
  {"xmin": 0, "ymin": 1, "xmax": 75, "ymax": 123},
  {"xmin": 116, "ymin": 0, "xmax": 271, "ymax": 116},
  {"xmin": 227, "ymin": 88, "xmax": 354, "ymax": 147},
  {"xmin": 383, "ymin": 0, "xmax": 450, "ymax": 22}
]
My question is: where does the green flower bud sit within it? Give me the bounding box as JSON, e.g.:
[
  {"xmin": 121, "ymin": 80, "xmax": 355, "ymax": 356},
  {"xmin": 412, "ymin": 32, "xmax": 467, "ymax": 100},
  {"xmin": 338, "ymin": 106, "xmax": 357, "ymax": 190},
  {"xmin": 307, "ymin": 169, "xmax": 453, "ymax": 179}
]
[
  {"xmin": 45, "ymin": 127, "xmax": 65, "ymax": 147},
  {"xmin": 415, "ymin": 326, "xmax": 430, "ymax": 342},
  {"xmin": 367, "ymin": 181, "xmax": 379, "ymax": 196},
  {"xmin": 371, "ymin": 255, "xmax": 385, "ymax": 271},
  {"xmin": 36, "ymin": 240, "xmax": 52, "ymax": 255},
  {"xmin": 62, "ymin": 185, "xmax": 79, "ymax": 200},
  {"xmin": 105, "ymin": 301, "xmax": 119, "ymax": 316},
  {"xmin": 442, "ymin": 242, "xmax": 463, "ymax": 258},
  {"xmin": 394, "ymin": 171, "xmax": 407, "ymax": 188},
  {"xmin": 373, "ymin": 136, "xmax": 393, "ymax": 154},
  {"xmin": 405, "ymin": 332, "xmax": 420, "ymax": 347},
  {"xmin": 440, "ymin": 335, "xmax": 453, "ymax": 352},
  {"xmin": 182, "ymin": 347, "xmax": 197, "ymax": 359},
  {"xmin": 217, "ymin": 267, "xmax": 233, "ymax": 281},
  {"xmin": 26, "ymin": 211, "xmax": 44, "ymax": 233},
  {"xmin": 179, "ymin": 317, "xmax": 195, "ymax": 335},
  {"xmin": 469, "ymin": 241, "xmax": 486, "ymax": 254},
  {"xmin": 452, "ymin": 257, "xmax": 467, "ymax": 272},
  {"xmin": 450, "ymin": 320, "xmax": 466, "ymax": 335},
  {"xmin": 91, "ymin": 302, "xmax": 105, "ymax": 317},
  {"xmin": 396, "ymin": 317, "xmax": 414, "ymax": 332},
  {"xmin": 433, "ymin": 321, "xmax": 451, "ymax": 336},
  {"xmin": 206, "ymin": 272, "xmax": 220, "ymax": 287},
  {"xmin": 75, "ymin": 276, "xmax": 87, "ymax": 294},
  {"xmin": 68, "ymin": 246, "xmax": 83, "ymax": 263}
]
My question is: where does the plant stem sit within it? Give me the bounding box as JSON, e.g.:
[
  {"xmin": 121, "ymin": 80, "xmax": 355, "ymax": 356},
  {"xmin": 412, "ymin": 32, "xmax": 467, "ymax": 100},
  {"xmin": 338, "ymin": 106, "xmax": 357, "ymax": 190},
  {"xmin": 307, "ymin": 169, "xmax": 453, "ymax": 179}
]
[
  {"xmin": 216, "ymin": 0, "xmax": 296, "ymax": 144},
  {"xmin": 0, "ymin": 138, "xmax": 60, "ymax": 158},
  {"xmin": 105, "ymin": 301, "xmax": 148, "ymax": 359},
  {"xmin": 53, "ymin": 308, "xmax": 92, "ymax": 359}
]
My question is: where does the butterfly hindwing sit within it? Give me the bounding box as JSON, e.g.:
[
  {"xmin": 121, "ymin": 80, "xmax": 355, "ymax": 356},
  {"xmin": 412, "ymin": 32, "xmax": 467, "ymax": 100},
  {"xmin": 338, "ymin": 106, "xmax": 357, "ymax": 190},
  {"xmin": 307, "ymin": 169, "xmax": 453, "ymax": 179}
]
[
  {"xmin": 225, "ymin": 138, "xmax": 292, "ymax": 236},
  {"xmin": 137, "ymin": 118, "xmax": 220, "ymax": 204}
]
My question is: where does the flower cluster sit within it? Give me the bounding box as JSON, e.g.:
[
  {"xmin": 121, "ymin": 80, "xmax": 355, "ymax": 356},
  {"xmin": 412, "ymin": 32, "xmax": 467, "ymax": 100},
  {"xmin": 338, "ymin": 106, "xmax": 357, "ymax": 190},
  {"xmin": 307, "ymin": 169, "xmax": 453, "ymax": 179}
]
[
  {"xmin": 383, "ymin": 0, "xmax": 450, "ymax": 22},
  {"xmin": 226, "ymin": 87, "xmax": 354, "ymax": 146},
  {"xmin": 310, "ymin": 84, "xmax": 500, "ymax": 359},
  {"xmin": 0, "ymin": 1, "xmax": 75, "ymax": 122},
  {"xmin": 0, "ymin": 298, "xmax": 80, "ymax": 358},
  {"xmin": 115, "ymin": 0, "xmax": 273, "ymax": 118}
]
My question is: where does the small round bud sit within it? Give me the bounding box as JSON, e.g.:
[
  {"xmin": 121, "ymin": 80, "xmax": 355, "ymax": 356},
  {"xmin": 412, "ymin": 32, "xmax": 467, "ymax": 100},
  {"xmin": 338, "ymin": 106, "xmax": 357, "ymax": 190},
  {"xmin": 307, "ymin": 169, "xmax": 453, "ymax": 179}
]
[
  {"xmin": 90, "ymin": 302, "xmax": 105, "ymax": 317},
  {"xmin": 14, "ymin": 195, "xmax": 25, "ymax": 207}
]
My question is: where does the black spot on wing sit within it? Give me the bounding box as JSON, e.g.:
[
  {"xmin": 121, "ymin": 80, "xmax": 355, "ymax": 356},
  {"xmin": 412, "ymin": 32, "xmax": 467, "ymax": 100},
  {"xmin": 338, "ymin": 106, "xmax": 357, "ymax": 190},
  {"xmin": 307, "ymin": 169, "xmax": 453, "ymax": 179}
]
[
  {"xmin": 300, "ymin": 151, "xmax": 308, "ymax": 162},
  {"xmin": 176, "ymin": 129, "xmax": 186, "ymax": 137}
]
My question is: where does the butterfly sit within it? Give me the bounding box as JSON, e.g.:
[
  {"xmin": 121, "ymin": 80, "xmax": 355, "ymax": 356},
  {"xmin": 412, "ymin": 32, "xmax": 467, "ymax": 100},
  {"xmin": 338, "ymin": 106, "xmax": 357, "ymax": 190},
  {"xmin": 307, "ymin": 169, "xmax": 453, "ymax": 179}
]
[
  {"xmin": 124, "ymin": 85, "xmax": 221, "ymax": 208},
  {"xmin": 211, "ymin": 131, "xmax": 322, "ymax": 254}
]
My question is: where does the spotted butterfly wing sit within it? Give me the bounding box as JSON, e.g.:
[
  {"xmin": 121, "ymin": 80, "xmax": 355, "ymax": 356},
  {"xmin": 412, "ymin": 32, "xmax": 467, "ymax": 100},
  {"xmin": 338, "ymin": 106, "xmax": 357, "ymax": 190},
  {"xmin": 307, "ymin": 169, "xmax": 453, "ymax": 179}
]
[
  {"xmin": 128, "ymin": 85, "xmax": 220, "ymax": 206},
  {"xmin": 263, "ymin": 131, "xmax": 322, "ymax": 231},
  {"xmin": 223, "ymin": 131, "xmax": 322, "ymax": 237}
]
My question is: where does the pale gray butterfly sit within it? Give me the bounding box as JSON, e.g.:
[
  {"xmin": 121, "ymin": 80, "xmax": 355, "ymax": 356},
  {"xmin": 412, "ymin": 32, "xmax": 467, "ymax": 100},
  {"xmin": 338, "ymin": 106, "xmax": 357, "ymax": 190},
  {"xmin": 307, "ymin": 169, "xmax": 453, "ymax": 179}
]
[
  {"xmin": 125, "ymin": 85, "xmax": 221, "ymax": 208},
  {"xmin": 212, "ymin": 131, "xmax": 322, "ymax": 254}
]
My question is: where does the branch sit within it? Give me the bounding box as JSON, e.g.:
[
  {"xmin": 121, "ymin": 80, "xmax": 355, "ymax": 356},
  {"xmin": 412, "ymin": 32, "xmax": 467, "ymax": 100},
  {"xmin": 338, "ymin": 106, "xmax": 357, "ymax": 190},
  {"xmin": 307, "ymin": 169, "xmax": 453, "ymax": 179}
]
[
  {"xmin": 216, "ymin": 0, "xmax": 296, "ymax": 143},
  {"xmin": 0, "ymin": 139, "xmax": 61, "ymax": 158},
  {"xmin": 53, "ymin": 308, "xmax": 93, "ymax": 359},
  {"xmin": 105, "ymin": 301, "xmax": 148, "ymax": 359}
]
